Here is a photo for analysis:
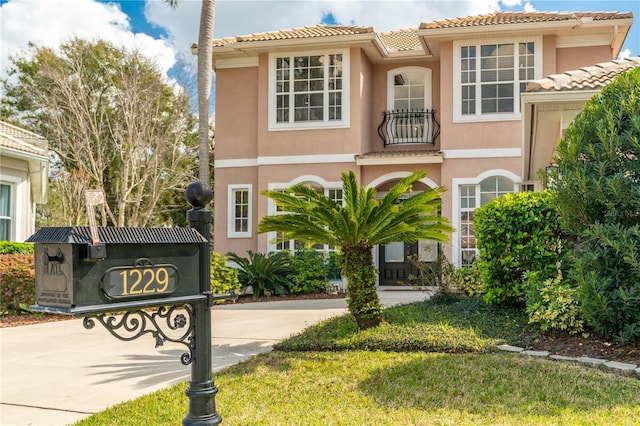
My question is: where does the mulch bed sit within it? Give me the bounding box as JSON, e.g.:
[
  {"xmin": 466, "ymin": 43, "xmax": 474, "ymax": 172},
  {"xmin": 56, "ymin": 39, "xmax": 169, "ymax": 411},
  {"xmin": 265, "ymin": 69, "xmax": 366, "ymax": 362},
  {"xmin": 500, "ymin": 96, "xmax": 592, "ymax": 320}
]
[{"xmin": 532, "ymin": 330, "xmax": 640, "ymax": 365}]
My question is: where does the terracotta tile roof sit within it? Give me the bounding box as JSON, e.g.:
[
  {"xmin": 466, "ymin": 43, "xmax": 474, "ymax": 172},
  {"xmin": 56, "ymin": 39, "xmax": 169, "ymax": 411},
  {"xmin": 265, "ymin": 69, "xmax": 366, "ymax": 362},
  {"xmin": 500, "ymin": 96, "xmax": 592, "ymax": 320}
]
[
  {"xmin": 0, "ymin": 121, "xmax": 47, "ymax": 156},
  {"xmin": 378, "ymin": 29, "xmax": 421, "ymax": 52},
  {"xmin": 419, "ymin": 11, "xmax": 633, "ymax": 30},
  {"xmin": 213, "ymin": 25, "xmax": 374, "ymax": 47},
  {"xmin": 526, "ymin": 57, "xmax": 640, "ymax": 92},
  {"xmin": 356, "ymin": 150, "xmax": 441, "ymax": 160}
]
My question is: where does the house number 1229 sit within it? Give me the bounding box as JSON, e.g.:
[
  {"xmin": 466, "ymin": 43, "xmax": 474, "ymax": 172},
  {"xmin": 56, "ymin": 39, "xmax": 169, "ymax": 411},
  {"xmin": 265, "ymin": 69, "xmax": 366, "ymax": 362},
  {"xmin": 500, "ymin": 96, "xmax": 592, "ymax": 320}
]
[{"xmin": 102, "ymin": 264, "xmax": 179, "ymax": 300}]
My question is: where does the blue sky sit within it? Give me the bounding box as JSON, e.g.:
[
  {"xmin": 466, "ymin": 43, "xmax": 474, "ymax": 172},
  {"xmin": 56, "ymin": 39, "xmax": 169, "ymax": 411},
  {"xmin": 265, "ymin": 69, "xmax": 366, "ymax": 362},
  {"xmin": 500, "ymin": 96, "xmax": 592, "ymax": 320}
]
[{"xmin": 1, "ymin": 0, "xmax": 638, "ymax": 111}]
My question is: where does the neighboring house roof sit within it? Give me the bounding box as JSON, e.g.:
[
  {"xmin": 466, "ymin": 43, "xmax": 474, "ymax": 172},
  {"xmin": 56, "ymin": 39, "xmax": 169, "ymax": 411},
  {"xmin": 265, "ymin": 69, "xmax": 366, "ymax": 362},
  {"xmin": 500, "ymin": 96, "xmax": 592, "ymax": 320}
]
[
  {"xmin": 525, "ymin": 56, "xmax": 640, "ymax": 92},
  {"xmin": 419, "ymin": 11, "xmax": 633, "ymax": 29},
  {"xmin": 0, "ymin": 121, "xmax": 47, "ymax": 158},
  {"xmin": 0, "ymin": 120, "xmax": 49, "ymax": 204}
]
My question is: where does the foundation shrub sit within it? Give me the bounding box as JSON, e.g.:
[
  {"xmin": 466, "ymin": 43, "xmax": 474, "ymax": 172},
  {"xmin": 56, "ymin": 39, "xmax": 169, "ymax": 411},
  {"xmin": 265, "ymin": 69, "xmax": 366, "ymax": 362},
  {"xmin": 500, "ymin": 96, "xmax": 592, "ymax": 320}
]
[
  {"xmin": 210, "ymin": 250, "xmax": 241, "ymax": 295},
  {"xmin": 227, "ymin": 251, "xmax": 291, "ymax": 298},
  {"xmin": 475, "ymin": 191, "xmax": 563, "ymax": 305},
  {"xmin": 287, "ymin": 249, "xmax": 329, "ymax": 294},
  {"xmin": 554, "ymin": 67, "xmax": 640, "ymax": 342},
  {"xmin": 0, "ymin": 241, "xmax": 33, "ymax": 254},
  {"xmin": 0, "ymin": 253, "xmax": 36, "ymax": 312},
  {"xmin": 525, "ymin": 273, "xmax": 584, "ymax": 334},
  {"xmin": 450, "ymin": 263, "xmax": 485, "ymax": 297}
]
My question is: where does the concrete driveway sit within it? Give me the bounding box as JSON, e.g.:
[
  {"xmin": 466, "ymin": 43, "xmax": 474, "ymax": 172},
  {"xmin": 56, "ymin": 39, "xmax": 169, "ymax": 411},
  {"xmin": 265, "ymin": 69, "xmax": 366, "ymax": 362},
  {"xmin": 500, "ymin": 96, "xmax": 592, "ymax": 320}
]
[{"xmin": 0, "ymin": 290, "xmax": 428, "ymax": 425}]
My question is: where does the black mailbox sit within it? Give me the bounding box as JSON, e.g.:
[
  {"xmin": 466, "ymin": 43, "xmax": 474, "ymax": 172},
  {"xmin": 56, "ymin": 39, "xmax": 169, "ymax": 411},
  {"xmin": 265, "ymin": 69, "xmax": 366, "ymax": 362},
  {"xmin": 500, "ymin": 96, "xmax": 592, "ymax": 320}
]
[{"xmin": 26, "ymin": 226, "xmax": 207, "ymax": 314}]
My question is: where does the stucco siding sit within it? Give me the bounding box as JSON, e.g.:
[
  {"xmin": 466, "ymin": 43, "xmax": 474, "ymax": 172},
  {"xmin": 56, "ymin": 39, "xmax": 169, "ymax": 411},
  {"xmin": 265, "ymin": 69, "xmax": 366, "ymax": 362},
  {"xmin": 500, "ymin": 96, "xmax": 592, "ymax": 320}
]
[{"xmin": 556, "ymin": 45, "xmax": 613, "ymax": 74}]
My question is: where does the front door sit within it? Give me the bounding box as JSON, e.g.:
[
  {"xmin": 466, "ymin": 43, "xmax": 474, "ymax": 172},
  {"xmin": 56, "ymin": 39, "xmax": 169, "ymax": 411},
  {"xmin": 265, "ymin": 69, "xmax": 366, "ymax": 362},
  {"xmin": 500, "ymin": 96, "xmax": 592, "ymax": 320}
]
[
  {"xmin": 378, "ymin": 240, "xmax": 440, "ymax": 286},
  {"xmin": 378, "ymin": 242, "xmax": 418, "ymax": 286}
]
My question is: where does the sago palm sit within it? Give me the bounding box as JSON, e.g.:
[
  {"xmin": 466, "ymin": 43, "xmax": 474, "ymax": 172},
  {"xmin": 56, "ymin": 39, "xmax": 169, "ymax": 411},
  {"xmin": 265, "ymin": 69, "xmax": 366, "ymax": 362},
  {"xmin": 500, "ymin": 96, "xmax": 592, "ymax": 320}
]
[{"xmin": 258, "ymin": 169, "xmax": 453, "ymax": 329}]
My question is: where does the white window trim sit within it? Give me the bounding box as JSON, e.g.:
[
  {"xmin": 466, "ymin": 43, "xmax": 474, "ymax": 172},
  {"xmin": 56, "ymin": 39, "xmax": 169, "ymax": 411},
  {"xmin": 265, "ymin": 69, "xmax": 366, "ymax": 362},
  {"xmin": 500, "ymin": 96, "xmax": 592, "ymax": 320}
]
[
  {"xmin": 0, "ymin": 177, "xmax": 20, "ymax": 241},
  {"xmin": 386, "ymin": 66, "xmax": 432, "ymax": 110},
  {"xmin": 227, "ymin": 184, "xmax": 252, "ymax": 238},
  {"xmin": 266, "ymin": 176, "xmax": 342, "ymax": 253},
  {"xmin": 453, "ymin": 37, "xmax": 542, "ymax": 123},
  {"xmin": 451, "ymin": 170, "xmax": 521, "ymax": 267},
  {"xmin": 268, "ymin": 48, "xmax": 350, "ymax": 131}
]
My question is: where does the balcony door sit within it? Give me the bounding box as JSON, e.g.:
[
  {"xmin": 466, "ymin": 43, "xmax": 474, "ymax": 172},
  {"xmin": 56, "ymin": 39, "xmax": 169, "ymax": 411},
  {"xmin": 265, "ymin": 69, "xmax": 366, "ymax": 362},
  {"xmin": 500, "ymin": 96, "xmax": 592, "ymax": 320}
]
[{"xmin": 387, "ymin": 67, "xmax": 433, "ymax": 143}]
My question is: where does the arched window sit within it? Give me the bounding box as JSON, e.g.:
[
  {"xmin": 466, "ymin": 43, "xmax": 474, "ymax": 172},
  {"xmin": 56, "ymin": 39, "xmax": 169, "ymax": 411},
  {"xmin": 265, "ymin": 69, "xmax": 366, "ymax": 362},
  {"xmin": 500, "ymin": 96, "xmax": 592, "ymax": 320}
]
[
  {"xmin": 459, "ymin": 176, "xmax": 516, "ymax": 267},
  {"xmin": 385, "ymin": 68, "xmax": 434, "ymax": 144},
  {"xmin": 388, "ymin": 67, "xmax": 432, "ymax": 110},
  {"xmin": 267, "ymin": 179, "xmax": 343, "ymax": 253}
]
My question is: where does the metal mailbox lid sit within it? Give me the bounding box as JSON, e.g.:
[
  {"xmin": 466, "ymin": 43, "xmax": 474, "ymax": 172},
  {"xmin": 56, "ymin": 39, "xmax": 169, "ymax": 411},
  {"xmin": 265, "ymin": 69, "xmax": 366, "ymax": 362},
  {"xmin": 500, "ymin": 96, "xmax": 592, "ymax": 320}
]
[{"xmin": 27, "ymin": 226, "xmax": 208, "ymax": 244}]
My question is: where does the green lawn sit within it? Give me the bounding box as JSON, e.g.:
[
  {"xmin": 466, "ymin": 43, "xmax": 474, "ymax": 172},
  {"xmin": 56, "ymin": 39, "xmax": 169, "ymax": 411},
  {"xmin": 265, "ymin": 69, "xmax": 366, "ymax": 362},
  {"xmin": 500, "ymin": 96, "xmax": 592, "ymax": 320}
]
[{"xmin": 75, "ymin": 295, "xmax": 640, "ymax": 425}]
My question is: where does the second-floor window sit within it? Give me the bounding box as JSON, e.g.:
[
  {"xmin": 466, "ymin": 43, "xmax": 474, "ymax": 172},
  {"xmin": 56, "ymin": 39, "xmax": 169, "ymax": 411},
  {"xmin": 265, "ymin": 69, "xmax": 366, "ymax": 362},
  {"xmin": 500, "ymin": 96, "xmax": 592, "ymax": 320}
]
[
  {"xmin": 454, "ymin": 38, "xmax": 540, "ymax": 122},
  {"xmin": 269, "ymin": 49, "xmax": 350, "ymax": 130}
]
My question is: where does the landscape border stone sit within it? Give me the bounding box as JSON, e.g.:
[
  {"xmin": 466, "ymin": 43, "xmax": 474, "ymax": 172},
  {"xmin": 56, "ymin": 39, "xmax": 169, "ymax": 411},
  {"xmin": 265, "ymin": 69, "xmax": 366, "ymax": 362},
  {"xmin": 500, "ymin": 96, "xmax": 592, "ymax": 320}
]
[{"xmin": 497, "ymin": 345, "xmax": 639, "ymax": 380}]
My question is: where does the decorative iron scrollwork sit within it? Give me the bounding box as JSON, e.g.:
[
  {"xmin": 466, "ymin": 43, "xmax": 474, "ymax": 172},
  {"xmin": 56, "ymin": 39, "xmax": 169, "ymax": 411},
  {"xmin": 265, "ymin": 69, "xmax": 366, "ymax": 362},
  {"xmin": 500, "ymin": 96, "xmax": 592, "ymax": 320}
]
[{"xmin": 83, "ymin": 304, "xmax": 195, "ymax": 365}]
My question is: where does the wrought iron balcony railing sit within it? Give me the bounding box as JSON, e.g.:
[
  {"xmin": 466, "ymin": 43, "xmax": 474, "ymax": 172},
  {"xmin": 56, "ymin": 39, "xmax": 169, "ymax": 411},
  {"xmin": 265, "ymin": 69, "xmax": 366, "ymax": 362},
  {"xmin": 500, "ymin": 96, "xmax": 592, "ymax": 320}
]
[{"xmin": 377, "ymin": 109, "xmax": 440, "ymax": 146}]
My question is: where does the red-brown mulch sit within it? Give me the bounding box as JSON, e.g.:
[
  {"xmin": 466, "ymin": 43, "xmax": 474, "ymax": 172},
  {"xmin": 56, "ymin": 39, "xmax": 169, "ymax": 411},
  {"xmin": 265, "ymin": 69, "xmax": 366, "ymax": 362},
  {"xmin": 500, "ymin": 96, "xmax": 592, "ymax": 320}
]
[
  {"xmin": 532, "ymin": 330, "xmax": 640, "ymax": 366},
  {"xmin": 0, "ymin": 313, "xmax": 74, "ymax": 328}
]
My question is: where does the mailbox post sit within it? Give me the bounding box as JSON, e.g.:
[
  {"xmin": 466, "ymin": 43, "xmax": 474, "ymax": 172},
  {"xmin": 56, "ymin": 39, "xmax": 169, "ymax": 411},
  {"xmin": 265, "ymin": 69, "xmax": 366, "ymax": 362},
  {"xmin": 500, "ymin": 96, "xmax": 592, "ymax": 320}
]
[
  {"xmin": 183, "ymin": 181, "xmax": 220, "ymax": 425},
  {"xmin": 27, "ymin": 182, "xmax": 226, "ymax": 425}
]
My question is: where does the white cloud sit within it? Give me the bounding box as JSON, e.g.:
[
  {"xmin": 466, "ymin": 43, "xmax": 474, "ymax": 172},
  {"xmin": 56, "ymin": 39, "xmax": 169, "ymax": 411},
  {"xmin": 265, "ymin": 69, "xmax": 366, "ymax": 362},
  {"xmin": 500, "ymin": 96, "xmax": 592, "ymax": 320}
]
[
  {"xmin": 618, "ymin": 48, "xmax": 631, "ymax": 59},
  {"xmin": 145, "ymin": 0, "xmax": 504, "ymax": 51},
  {"xmin": 499, "ymin": 0, "xmax": 522, "ymax": 7},
  {"xmin": 0, "ymin": 0, "xmax": 176, "ymax": 79},
  {"xmin": 523, "ymin": 2, "xmax": 536, "ymax": 12}
]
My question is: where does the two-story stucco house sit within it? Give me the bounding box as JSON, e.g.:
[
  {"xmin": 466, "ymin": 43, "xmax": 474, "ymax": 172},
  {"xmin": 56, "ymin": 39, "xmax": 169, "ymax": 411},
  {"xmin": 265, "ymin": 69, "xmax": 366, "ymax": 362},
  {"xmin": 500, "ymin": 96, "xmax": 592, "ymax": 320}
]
[
  {"xmin": 0, "ymin": 121, "xmax": 48, "ymax": 242},
  {"xmin": 210, "ymin": 11, "xmax": 633, "ymax": 286}
]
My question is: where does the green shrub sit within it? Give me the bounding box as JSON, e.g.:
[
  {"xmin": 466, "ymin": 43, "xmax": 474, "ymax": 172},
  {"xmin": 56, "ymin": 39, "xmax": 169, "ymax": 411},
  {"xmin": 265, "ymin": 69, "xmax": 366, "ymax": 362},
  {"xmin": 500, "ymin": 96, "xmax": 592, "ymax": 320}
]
[
  {"xmin": 449, "ymin": 263, "xmax": 484, "ymax": 297},
  {"xmin": 226, "ymin": 251, "xmax": 291, "ymax": 298},
  {"xmin": 475, "ymin": 191, "xmax": 563, "ymax": 304},
  {"xmin": 571, "ymin": 224, "xmax": 640, "ymax": 341},
  {"xmin": 210, "ymin": 251, "xmax": 241, "ymax": 295},
  {"xmin": 0, "ymin": 253, "xmax": 36, "ymax": 312},
  {"xmin": 525, "ymin": 273, "xmax": 584, "ymax": 334},
  {"xmin": 554, "ymin": 67, "xmax": 640, "ymax": 342},
  {"xmin": 0, "ymin": 241, "xmax": 34, "ymax": 254},
  {"xmin": 407, "ymin": 254, "xmax": 484, "ymax": 297},
  {"xmin": 287, "ymin": 249, "xmax": 329, "ymax": 294},
  {"xmin": 407, "ymin": 254, "xmax": 451, "ymax": 292}
]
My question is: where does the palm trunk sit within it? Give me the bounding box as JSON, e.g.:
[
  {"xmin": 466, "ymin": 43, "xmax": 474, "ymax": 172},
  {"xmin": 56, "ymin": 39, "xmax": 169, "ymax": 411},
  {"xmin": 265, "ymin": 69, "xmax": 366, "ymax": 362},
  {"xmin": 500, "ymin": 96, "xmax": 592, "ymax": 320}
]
[
  {"xmin": 340, "ymin": 244, "xmax": 382, "ymax": 329},
  {"xmin": 197, "ymin": 0, "xmax": 214, "ymax": 183}
]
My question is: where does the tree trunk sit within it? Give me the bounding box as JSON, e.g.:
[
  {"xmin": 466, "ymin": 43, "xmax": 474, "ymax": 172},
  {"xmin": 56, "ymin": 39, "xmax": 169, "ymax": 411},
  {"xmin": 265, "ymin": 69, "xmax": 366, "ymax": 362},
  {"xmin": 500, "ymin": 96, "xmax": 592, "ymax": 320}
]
[
  {"xmin": 339, "ymin": 245, "xmax": 383, "ymax": 329},
  {"xmin": 197, "ymin": 0, "xmax": 214, "ymax": 183}
]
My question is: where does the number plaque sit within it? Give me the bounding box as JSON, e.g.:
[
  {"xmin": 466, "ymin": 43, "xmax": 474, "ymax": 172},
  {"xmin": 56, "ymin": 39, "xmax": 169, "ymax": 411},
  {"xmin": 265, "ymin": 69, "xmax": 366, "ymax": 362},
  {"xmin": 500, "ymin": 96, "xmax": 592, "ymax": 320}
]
[{"xmin": 101, "ymin": 259, "xmax": 179, "ymax": 300}]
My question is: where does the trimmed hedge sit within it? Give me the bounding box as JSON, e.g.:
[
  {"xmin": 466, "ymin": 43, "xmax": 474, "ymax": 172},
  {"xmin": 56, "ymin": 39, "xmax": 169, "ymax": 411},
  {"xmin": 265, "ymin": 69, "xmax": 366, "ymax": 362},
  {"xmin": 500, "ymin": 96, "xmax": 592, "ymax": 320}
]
[
  {"xmin": 0, "ymin": 253, "xmax": 36, "ymax": 312},
  {"xmin": 0, "ymin": 241, "xmax": 33, "ymax": 254},
  {"xmin": 475, "ymin": 191, "xmax": 563, "ymax": 304}
]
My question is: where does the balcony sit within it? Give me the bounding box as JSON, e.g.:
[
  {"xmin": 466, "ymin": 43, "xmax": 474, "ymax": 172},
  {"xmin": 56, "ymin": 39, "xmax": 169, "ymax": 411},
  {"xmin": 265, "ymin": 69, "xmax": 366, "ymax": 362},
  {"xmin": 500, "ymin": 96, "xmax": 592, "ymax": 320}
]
[{"xmin": 377, "ymin": 109, "xmax": 440, "ymax": 146}]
